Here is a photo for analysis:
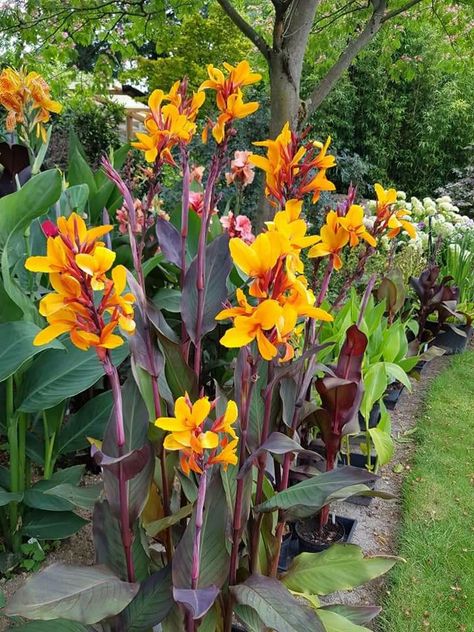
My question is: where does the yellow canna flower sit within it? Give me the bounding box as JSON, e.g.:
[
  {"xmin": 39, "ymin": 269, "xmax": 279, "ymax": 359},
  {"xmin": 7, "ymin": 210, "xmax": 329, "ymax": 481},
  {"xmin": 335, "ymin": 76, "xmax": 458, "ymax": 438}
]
[
  {"xmin": 0, "ymin": 67, "xmax": 61, "ymax": 139},
  {"xmin": 207, "ymin": 437, "xmax": 239, "ymax": 471},
  {"xmin": 211, "ymin": 400, "xmax": 239, "ymax": 439},
  {"xmin": 308, "ymin": 210, "xmax": 350, "ymax": 270},
  {"xmin": 215, "ymin": 288, "xmax": 254, "ymax": 321},
  {"xmin": 229, "ymin": 232, "xmax": 284, "ymax": 297},
  {"xmin": 282, "ymin": 278, "xmax": 333, "ymax": 322},
  {"xmin": 76, "ymin": 246, "xmax": 116, "ymax": 291},
  {"xmin": 387, "ymin": 209, "xmax": 417, "ymax": 239},
  {"xmin": 219, "ymin": 299, "xmax": 282, "ymax": 360},
  {"xmin": 337, "ymin": 204, "xmax": 377, "ymax": 248},
  {"xmin": 155, "ymin": 395, "xmax": 239, "ymax": 475},
  {"xmin": 265, "ymin": 199, "xmax": 320, "ymax": 273},
  {"xmin": 26, "ymin": 214, "xmax": 135, "ymax": 355},
  {"xmin": 199, "ymin": 60, "xmax": 261, "ymax": 144},
  {"xmin": 374, "ymin": 183, "xmax": 398, "ymax": 220}
]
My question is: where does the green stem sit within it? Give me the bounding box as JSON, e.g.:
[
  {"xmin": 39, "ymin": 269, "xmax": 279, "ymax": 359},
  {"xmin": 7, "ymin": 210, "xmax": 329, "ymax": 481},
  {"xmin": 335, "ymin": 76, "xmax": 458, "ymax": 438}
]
[
  {"xmin": 18, "ymin": 412, "xmax": 27, "ymax": 489},
  {"xmin": 6, "ymin": 376, "xmax": 20, "ymax": 552},
  {"xmin": 41, "ymin": 412, "xmax": 57, "ymax": 479}
]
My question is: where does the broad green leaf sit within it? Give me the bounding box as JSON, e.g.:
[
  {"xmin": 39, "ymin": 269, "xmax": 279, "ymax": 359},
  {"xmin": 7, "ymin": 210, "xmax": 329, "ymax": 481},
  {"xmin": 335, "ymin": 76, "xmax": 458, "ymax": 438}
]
[
  {"xmin": 45, "ymin": 483, "xmax": 102, "ymax": 510},
  {"xmin": 23, "ymin": 466, "xmax": 85, "ymax": 512},
  {"xmin": 234, "ymin": 604, "xmax": 266, "ymax": 632},
  {"xmin": 56, "ymin": 390, "xmax": 113, "ymax": 456},
  {"xmin": 119, "ymin": 566, "xmax": 173, "ymax": 631},
  {"xmin": 319, "ymin": 604, "xmax": 381, "ymax": 625},
  {"xmin": 59, "ymin": 184, "xmax": 89, "ymax": 216},
  {"xmin": 67, "ymin": 148, "xmax": 97, "ymax": 200},
  {"xmin": 154, "ymin": 287, "xmax": 182, "ymax": 312},
  {"xmin": 0, "ymin": 279, "xmax": 22, "ymax": 323},
  {"xmin": 157, "ymin": 332, "xmax": 197, "ymax": 400},
  {"xmin": 361, "ymin": 362, "xmax": 387, "ymax": 420},
  {"xmin": 0, "ymin": 169, "xmax": 62, "ymax": 246},
  {"xmin": 231, "ymin": 574, "xmax": 324, "ymax": 632},
  {"xmin": 145, "ymin": 503, "xmax": 193, "ymax": 536},
  {"xmin": 6, "ymin": 563, "xmax": 138, "ymax": 624},
  {"xmin": 17, "ymin": 340, "xmax": 128, "ymax": 412},
  {"xmin": 383, "ymin": 362, "xmax": 412, "ymax": 390},
  {"xmin": 22, "ymin": 510, "xmax": 88, "ymax": 540},
  {"xmin": 255, "ymin": 467, "xmax": 377, "ymax": 519},
  {"xmin": 281, "ymin": 544, "xmax": 397, "ymax": 595},
  {"xmin": 0, "ymin": 487, "xmax": 23, "ymax": 506},
  {"xmin": 368, "ymin": 403, "xmax": 394, "ymax": 466},
  {"xmin": 181, "ymin": 234, "xmax": 232, "ymax": 344},
  {"xmin": 316, "ymin": 608, "xmax": 370, "ymax": 632}
]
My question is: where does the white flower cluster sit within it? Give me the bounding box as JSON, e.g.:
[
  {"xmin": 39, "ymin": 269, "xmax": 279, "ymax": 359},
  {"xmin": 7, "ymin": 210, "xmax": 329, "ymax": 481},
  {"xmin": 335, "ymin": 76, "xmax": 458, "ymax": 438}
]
[{"xmin": 364, "ymin": 191, "xmax": 474, "ymax": 253}]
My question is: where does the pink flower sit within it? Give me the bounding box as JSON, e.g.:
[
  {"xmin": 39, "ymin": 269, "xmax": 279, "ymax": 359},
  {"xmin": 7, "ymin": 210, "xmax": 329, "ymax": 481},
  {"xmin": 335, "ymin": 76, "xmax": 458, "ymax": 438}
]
[
  {"xmin": 189, "ymin": 191, "xmax": 204, "ymax": 216},
  {"xmin": 225, "ymin": 150, "xmax": 255, "ymax": 188},
  {"xmin": 189, "ymin": 191, "xmax": 218, "ymax": 217},
  {"xmin": 116, "ymin": 199, "xmax": 147, "ymax": 235},
  {"xmin": 190, "ymin": 165, "xmax": 205, "ymax": 184},
  {"xmin": 41, "ymin": 219, "xmax": 59, "ymax": 238},
  {"xmin": 220, "ymin": 212, "xmax": 255, "ymax": 244}
]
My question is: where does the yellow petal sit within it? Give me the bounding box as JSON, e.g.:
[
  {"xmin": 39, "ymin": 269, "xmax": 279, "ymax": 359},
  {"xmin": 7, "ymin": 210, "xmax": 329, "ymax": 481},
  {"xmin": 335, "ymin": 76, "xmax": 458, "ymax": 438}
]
[
  {"xmin": 199, "ymin": 431, "xmax": 219, "ymax": 449},
  {"xmin": 191, "ymin": 397, "xmax": 211, "ymax": 427},
  {"xmin": 220, "ymin": 327, "xmax": 254, "ymax": 348},
  {"xmin": 34, "ymin": 323, "xmax": 71, "ymax": 346}
]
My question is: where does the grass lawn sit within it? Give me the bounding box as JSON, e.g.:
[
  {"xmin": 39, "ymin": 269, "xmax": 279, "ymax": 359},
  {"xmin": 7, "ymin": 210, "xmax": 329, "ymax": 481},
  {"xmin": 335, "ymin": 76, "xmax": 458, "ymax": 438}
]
[{"xmin": 380, "ymin": 352, "xmax": 474, "ymax": 632}]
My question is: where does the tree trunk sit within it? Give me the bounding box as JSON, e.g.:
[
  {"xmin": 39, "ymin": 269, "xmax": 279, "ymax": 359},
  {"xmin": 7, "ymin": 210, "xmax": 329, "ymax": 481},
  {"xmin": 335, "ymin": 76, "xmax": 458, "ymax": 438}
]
[{"xmin": 268, "ymin": 50, "xmax": 300, "ymax": 138}]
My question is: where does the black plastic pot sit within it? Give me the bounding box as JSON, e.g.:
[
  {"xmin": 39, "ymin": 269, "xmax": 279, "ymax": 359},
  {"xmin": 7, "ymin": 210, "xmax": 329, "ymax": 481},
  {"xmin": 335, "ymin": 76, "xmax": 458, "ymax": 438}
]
[
  {"xmin": 295, "ymin": 515, "xmax": 357, "ymax": 553},
  {"xmin": 383, "ymin": 381, "xmax": 405, "ymax": 410},
  {"xmin": 358, "ymin": 402, "xmax": 381, "ymax": 431},
  {"xmin": 278, "ymin": 529, "xmax": 300, "ymax": 571},
  {"xmin": 433, "ymin": 325, "xmax": 472, "ymax": 355},
  {"xmin": 338, "ymin": 453, "xmax": 377, "ymax": 506}
]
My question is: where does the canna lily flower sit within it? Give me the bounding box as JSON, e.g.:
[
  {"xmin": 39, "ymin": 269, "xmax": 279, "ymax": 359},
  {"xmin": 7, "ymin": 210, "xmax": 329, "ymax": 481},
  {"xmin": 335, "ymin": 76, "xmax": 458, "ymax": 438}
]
[
  {"xmin": 250, "ymin": 123, "xmax": 336, "ymax": 206},
  {"xmin": 0, "ymin": 67, "xmax": 62, "ymax": 140},
  {"xmin": 211, "ymin": 400, "xmax": 238, "ymax": 438},
  {"xmin": 308, "ymin": 210, "xmax": 350, "ymax": 270},
  {"xmin": 215, "ymin": 288, "xmax": 254, "ymax": 321},
  {"xmin": 199, "ymin": 60, "xmax": 261, "ymax": 144},
  {"xmin": 219, "ymin": 298, "xmax": 283, "ymax": 360},
  {"xmin": 282, "ymin": 278, "xmax": 333, "ymax": 322},
  {"xmin": 337, "ymin": 204, "xmax": 377, "ymax": 247},
  {"xmin": 387, "ymin": 209, "xmax": 417, "ymax": 239},
  {"xmin": 154, "ymin": 394, "xmax": 217, "ymax": 451},
  {"xmin": 76, "ymin": 246, "xmax": 116, "ymax": 291},
  {"xmin": 207, "ymin": 437, "xmax": 239, "ymax": 470},
  {"xmin": 155, "ymin": 395, "xmax": 239, "ymax": 475},
  {"xmin": 25, "ymin": 214, "xmax": 135, "ymax": 354},
  {"xmin": 265, "ymin": 199, "xmax": 320, "ymax": 272},
  {"xmin": 229, "ymin": 232, "xmax": 283, "ymax": 297},
  {"xmin": 132, "ymin": 82, "xmax": 203, "ymax": 164},
  {"xmin": 374, "ymin": 183, "xmax": 398, "ymax": 220}
]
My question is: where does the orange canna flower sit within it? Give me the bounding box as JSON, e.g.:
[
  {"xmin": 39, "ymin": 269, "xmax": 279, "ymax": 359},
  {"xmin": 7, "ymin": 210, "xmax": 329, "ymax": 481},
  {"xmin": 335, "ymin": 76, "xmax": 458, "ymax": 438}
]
[
  {"xmin": 308, "ymin": 210, "xmax": 350, "ymax": 270},
  {"xmin": 132, "ymin": 82, "xmax": 204, "ymax": 164},
  {"xmin": 155, "ymin": 395, "xmax": 239, "ymax": 475},
  {"xmin": 199, "ymin": 60, "xmax": 261, "ymax": 144},
  {"xmin": 337, "ymin": 204, "xmax": 377, "ymax": 248},
  {"xmin": 373, "ymin": 183, "xmax": 416, "ymax": 239},
  {"xmin": 0, "ymin": 68, "xmax": 62, "ymax": 141},
  {"xmin": 25, "ymin": 214, "xmax": 135, "ymax": 355},
  {"xmin": 229, "ymin": 232, "xmax": 284, "ymax": 298},
  {"xmin": 250, "ymin": 122, "xmax": 336, "ymax": 206},
  {"xmin": 387, "ymin": 209, "xmax": 417, "ymax": 239},
  {"xmin": 207, "ymin": 437, "xmax": 239, "ymax": 471}
]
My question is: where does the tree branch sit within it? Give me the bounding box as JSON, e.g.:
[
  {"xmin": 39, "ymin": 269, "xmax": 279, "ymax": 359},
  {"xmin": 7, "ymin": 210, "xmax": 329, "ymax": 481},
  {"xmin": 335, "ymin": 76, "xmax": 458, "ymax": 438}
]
[
  {"xmin": 381, "ymin": 0, "xmax": 425, "ymax": 22},
  {"xmin": 305, "ymin": 0, "xmax": 387, "ymax": 118},
  {"xmin": 216, "ymin": 0, "xmax": 271, "ymax": 60}
]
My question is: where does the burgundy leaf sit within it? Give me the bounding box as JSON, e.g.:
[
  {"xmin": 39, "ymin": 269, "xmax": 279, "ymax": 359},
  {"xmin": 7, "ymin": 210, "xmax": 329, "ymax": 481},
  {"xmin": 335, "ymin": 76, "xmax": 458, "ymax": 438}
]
[
  {"xmin": 173, "ymin": 586, "xmax": 219, "ymax": 620},
  {"xmin": 336, "ymin": 324, "xmax": 368, "ymax": 380},
  {"xmin": 156, "ymin": 216, "xmax": 182, "ymax": 268}
]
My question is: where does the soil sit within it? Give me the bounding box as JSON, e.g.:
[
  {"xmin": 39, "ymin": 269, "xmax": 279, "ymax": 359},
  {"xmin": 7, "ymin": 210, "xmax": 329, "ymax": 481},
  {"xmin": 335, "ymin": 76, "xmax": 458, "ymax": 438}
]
[
  {"xmin": 296, "ymin": 517, "xmax": 345, "ymax": 547},
  {"xmin": 0, "ymin": 475, "xmax": 98, "ymax": 632}
]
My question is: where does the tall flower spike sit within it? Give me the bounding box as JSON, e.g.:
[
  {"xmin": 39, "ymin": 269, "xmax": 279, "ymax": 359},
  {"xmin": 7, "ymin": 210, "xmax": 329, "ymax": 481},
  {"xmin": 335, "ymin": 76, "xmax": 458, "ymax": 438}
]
[
  {"xmin": 0, "ymin": 67, "xmax": 61, "ymax": 140},
  {"xmin": 25, "ymin": 213, "xmax": 135, "ymax": 355},
  {"xmin": 199, "ymin": 60, "xmax": 261, "ymax": 144},
  {"xmin": 250, "ymin": 122, "xmax": 336, "ymax": 207}
]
